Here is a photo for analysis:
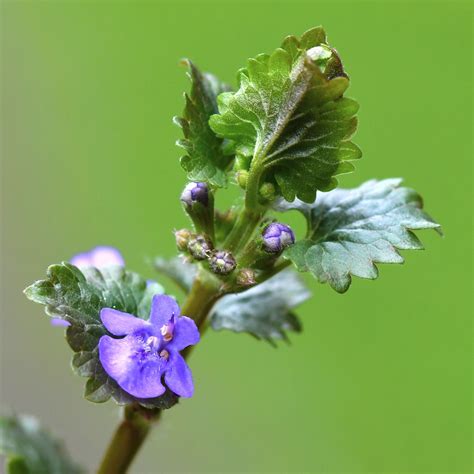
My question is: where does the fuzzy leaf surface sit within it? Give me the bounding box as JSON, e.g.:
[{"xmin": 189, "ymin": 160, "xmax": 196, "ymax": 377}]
[
  {"xmin": 154, "ymin": 256, "xmax": 197, "ymax": 293},
  {"xmin": 276, "ymin": 179, "xmax": 441, "ymax": 292},
  {"xmin": 209, "ymin": 27, "xmax": 360, "ymax": 202},
  {"xmin": 210, "ymin": 270, "xmax": 310, "ymax": 343},
  {"xmin": 24, "ymin": 264, "xmax": 178, "ymax": 409},
  {"xmin": 0, "ymin": 415, "xmax": 83, "ymax": 474},
  {"xmin": 176, "ymin": 60, "xmax": 232, "ymax": 187}
]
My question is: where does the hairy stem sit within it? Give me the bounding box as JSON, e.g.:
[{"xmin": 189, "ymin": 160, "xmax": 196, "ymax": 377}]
[
  {"xmin": 96, "ymin": 405, "xmax": 157, "ymax": 474},
  {"xmin": 95, "ymin": 270, "xmax": 222, "ymax": 474},
  {"xmin": 223, "ymin": 207, "xmax": 263, "ymax": 255}
]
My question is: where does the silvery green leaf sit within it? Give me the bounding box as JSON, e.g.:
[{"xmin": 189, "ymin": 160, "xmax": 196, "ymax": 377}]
[
  {"xmin": 276, "ymin": 179, "xmax": 441, "ymax": 293},
  {"xmin": 0, "ymin": 415, "xmax": 83, "ymax": 474},
  {"xmin": 210, "ymin": 270, "xmax": 310, "ymax": 344},
  {"xmin": 153, "ymin": 256, "xmax": 197, "ymax": 292}
]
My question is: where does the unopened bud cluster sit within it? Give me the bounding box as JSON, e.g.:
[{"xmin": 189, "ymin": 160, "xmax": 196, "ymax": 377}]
[{"xmin": 177, "ymin": 183, "xmax": 296, "ymax": 280}]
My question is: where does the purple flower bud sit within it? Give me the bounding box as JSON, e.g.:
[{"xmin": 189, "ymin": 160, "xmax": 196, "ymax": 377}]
[
  {"xmin": 209, "ymin": 250, "xmax": 236, "ymax": 275},
  {"xmin": 262, "ymin": 223, "xmax": 295, "ymax": 254},
  {"xmin": 187, "ymin": 235, "xmax": 213, "ymax": 260},
  {"xmin": 180, "ymin": 182, "xmax": 209, "ymax": 207}
]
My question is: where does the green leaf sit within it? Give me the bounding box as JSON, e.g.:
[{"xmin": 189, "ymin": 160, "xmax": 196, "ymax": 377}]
[
  {"xmin": 24, "ymin": 264, "xmax": 178, "ymax": 409},
  {"xmin": 209, "ymin": 27, "xmax": 361, "ymax": 203},
  {"xmin": 0, "ymin": 414, "xmax": 83, "ymax": 474},
  {"xmin": 153, "ymin": 256, "xmax": 197, "ymax": 293},
  {"xmin": 175, "ymin": 60, "xmax": 233, "ymax": 187},
  {"xmin": 276, "ymin": 179, "xmax": 442, "ymax": 293},
  {"xmin": 210, "ymin": 270, "xmax": 310, "ymax": 344}
]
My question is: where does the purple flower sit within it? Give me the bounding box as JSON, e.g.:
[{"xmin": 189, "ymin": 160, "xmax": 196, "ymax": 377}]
[
  {"xmin": 70, "ymin": 246, "xmax": 125, "ymax": 269},
  {"xmin": 98, "ymin": 295, "xmax": 199, "ymax": 398},
  {"xmin": 180, "ymin": 182, "xmax": 209, "ymax": 207},
  {"xmin": 262, "ymin": 223, "xmax": 295, "ymax": 254}
]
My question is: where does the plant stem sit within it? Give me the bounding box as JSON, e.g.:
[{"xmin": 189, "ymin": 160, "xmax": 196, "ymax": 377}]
[
  {"xmin": 96, "ymin": 405, "xmax": 157, "ymax": 474},
  {"xmin": 223, "ymin": 207, "xmax": 264, "ymax": 255},
  {"xmin": 95, "ymin": 270, "xmax": 222, "ymax": 474}
]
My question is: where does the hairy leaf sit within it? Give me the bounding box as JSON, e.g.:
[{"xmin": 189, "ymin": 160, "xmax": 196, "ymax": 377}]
[
  {"xmin": 276, "ymin": 179, "xmax": 441, "ymax": 293},
  {"xmin": 153, "ymin": 256, "xmax": 197, "ymax": 292},
  {"xmin": 210, "ymin": 270, "xmax": 310, "ymax": 344},
  {"xmin": 0, "ymin": 414, "xmax": 83, "ymax": 474},
  {"xmin": 175, "ymin": 60, "xmax": 233, "ymax": 187},
  {"xmin": 24, "ymin": 264, "xmax": 178, "ymax": 409},
  {"xmin": 209, "ymin": 27, "xmax": 360, "ymax": 202}
]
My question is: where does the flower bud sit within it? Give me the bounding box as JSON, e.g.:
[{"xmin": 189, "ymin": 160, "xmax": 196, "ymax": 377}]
[
  {"xmin": 187, "ymin": 235, "xmax": 213, "ymax": 260},
  {"xmin": 180, "ymin": 182, "xmax": 215, "ymax": 238},
  {"xmin": 236, "ymin": 268, "xmax": 256, "ymax": 287},
  {"xmin": 259, "ymin": 182, "xmax": 276, "ymax": 202},
  {"xmin": 174, "ymin": 229, "xmax": 192, "ymax": 252},
  {"xmin": 236, "ymin": 170, "xmax": 249, "ymax": 189},
  {"xmin": 209, "ymin": 250, "xmax": 236, "ymax": 275},
  {"xmin": 262, "ymin": 222, "xmax": 295, "ymax": 254},
  {"xmin": 180, "ymin": 182, "xmax": 209, "ymax": 207}
]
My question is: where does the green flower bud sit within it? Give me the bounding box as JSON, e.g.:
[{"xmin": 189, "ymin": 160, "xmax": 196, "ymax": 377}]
[
  {"xmin": 187, "ymin": 235, "xmax": 213, "ymax": 260},
  {"xmin": 259, "ymin": 182, "xmax": 276, "ymax": 202},
  {"xmin": 236, "ymin": 268, "xmax": 256, "ymax": 287},
  {"xmin": 236, "ymin": 170, "xmax": 249, "ymax": 189},
  {"xmin": 174, "ymin": 229, "xmax": 192, "ymax": 252}
]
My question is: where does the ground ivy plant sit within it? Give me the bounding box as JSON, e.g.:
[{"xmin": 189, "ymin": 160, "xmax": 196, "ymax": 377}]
[{"xmin": 1, "ymin": 27, "xmax": 441, "ymax": 474}]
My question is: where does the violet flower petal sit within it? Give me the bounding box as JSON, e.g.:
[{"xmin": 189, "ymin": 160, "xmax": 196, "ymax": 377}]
[
  {"xmin": 100, "ymin": 308, "xmax": 151, "ymax": 336},
  {"xmin": 98, "ymin": 335, "xmax": 166, "ymax": 398},
  {"xmin": 70, "ymin": 252, "xmax": 94, "ymax": 268},
  {"xmin": 70, "ymin": 246, "xmax": 124, "ymax": 268},
  {"xmin": 149, "ymin": 294, "xmax": 180, "ymax": 328},
  {"xmin": 164, "ymin": 352, "xmax": 194, "ymax": 398},
  {"xmin": 167, "ymin": 316, "xmax": 200, "ymax": 352},
  {"xmin": 90, "ymin": 246, "xmax": 125, "ymax": 267},
  {"xmin": 50, "ymin": 318, "xmax": 70, "ymax": 327}
]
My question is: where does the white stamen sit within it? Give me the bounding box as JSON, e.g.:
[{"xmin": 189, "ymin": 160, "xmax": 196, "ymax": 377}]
[
  {"xmin": 160, "ymin": 323, "xmax": 173, "ymax": 342},
  {"xmin": 146, "ymin": 336, "xmax": 159, "ymax": 350}
]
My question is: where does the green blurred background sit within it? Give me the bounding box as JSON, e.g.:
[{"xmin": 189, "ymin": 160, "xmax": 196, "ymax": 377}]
[{"xmin": 1, "ymin": 1, "xmax": 472, "ymax": 472}]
